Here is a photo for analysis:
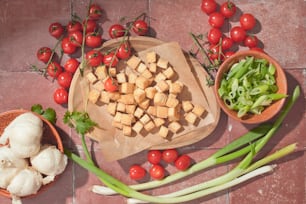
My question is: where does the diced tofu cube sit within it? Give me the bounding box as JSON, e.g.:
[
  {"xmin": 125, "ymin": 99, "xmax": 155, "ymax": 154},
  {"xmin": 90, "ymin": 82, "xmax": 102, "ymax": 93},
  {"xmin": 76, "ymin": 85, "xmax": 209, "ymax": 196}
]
[
  {"xmin": 141, "ymin": 69, "xmax": 153, "ymax": 79},
  {"xmin": 107, "ymin": 102, "xmax": 117, "ymax": 115},
  {"xmin": 156, "ymin": 80, "xmax": 169, "ymax": 92},
  {"xmin": 120, "ymin": 82, "xmax": 135, "ymax": 94},
  {"xmin": 123, "ymin": 125, "xmax": 132, "ymax": 136},
  {"xmin": 118, "ymin": 94, "xmax": 135, "ymax": 105},
  {"xmin": 86, "ymin": 72, "xmax": 97, "ymax": 83},
  {"xmin": 146, "ymin": 51, "xmax": 157, "ymax": 63},
  {"xmin": 126, "ymin": 104, "xmax": 136, "ymax": 114},
  {"xmin": 182, "ymin": 100, "xmax": 194, "ymax": 112},
  {"xmin": 149, "ymin": 63, "xmax": 157, "ymax": 73},
  {"xmin": 154, "ymin": 92, "xmax": 168, "ymax": 106},
  {"xmin": 156, "ymin": 106, "xmax": 168, "ymax": 118},
  {"xmin": 192, "ymin": 104, "xmax": 206, "ymax": 117},
  {"xmin": 95, "ymin": 65, "xmax": 108, "ymax": 80},
  {"xmin": 92, "ymin": 80, "xmax": 104, "ymax": 92},
  {"xmin": 100, "ymin": 91, "xmax": 110, "ymax": 103},
  {"xmin": 136, "ymin": 76, "xmax": 151, "ymax": 89},
  {"xmin": 116, "ymin": 72, "xmax": 127, "ymax": 83},
  {"xmin": 128, "ymin": 73, "xmax": 138, "ymax": 84},
  {"xmin": 134, "ymin": 88, "xmax": 146, "ymax": 103},
  {"xmin": 138, "ymin": 98, "xmax": 150, "ymax": 109},
  {"xmin": 88, "ymin": 89, "xmax": 100, "ymax": 104},
  {"xmin": 185, "ymin": 112, "xmax": 197, "ymax": 125},
  {"xmin": 108, "ymin": 92, "xmax": 121, "ymax": 101},
  {"xmin": 109, "ymin": 67, "xmax": 117, "ymax": 77},
  {"xmin": 168, "ymin": 106, "xmax": 180, "ymax": 121},
  {"xmin": 144, "ymin": 121, "xmax": 155, "ymax": 132},
  {"xmin": 132, "ymin": 121, "xmax": 144, "ymax": 133},
  {"xmin": 157, "ymin": 58, "xmax": 168, "ymax": 69},
  {"xmin": 154, "ymin": 72, "xmax": 167, "ymax": 83},
  {"xmin": 113, "ymin": 112, "xmax": 122, "ymax": 123},
  {"xmin": 112, "ymin": 120, "xmax": 123, "ymax": 129},
  {"xmin": 145, "ymin": 87, "xmax": 157, "ymax": 99},
  {"xmin": 159, "ymin": 126, "xmax": 169, "ymax": 138},
  {"xmin": 140, "ymin": 114, "xmax": 151, "ymax": 124},
  {"xmin": 117, "ymin": 102, "xmax": 126, "ymax": 112},
  {"xmin": 168, "ymin": 121, "xmax": 182, "ymax": 133},
  {"xmin": 169, "ymin": 81, "xmax": 184, "ymax": 94},
  {"xmin": 163, "ymin": 67, "xmax": 175, "ymax": 79},
  {"xmin": 134, "ymin": 107, "xmax": 144, "ymax": 118},
  {"xmin": 127, "ymin": 55, "xmax": 141, "ymax": 69},
  {"xmin": 121, "ymin": 113, "xmax": 133, "ymax": 126},
  {"xmin": 147, "ymin": 106, "xmax": 157, "ymax": 116},
  {"xmin": 166, "ymin": 96, "xmax": 179, "ymax": 108},
  {"xmin": 136, "ymin": 62, "xmax": 147, "ymax": 73},
  {"xmin": 153, "ymin": 118, "xmax": 165, "ymax": 127}
]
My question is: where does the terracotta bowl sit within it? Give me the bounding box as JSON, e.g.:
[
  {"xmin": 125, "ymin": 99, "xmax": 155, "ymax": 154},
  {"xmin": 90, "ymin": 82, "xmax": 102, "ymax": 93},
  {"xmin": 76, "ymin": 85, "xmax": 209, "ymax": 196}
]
[
  {"xmin": 0, "ymin": 109, "xmax": 64, "ymax": 198},
  {"xmin": 214, "ymin": 50, "xmax": 287, "ymax": 124}
]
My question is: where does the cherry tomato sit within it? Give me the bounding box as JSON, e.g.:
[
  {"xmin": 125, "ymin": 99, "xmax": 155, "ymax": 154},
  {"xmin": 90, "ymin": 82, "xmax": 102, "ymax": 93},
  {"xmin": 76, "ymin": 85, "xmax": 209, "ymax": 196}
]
[
  {"xmin": 108, "ymin": 24, "xmax": 125, "ymax": 39},
  {"xmin": 208, "ymin": 44, "xmax": 223, "ymax": 61},
  {"xmin": 133, "ymin": 20, "xmax": 148, "ymax": 36},
  {"xmin": 224, "ymin": 51, "xmax": 235, "ymax": 59},
  {"xmin": 48, "ymin": 22, "xmax": 64, "ymax": 39},
  {"xmin": 220, "ymin": 1, "xmax": 236, "ymax": 18},
  {"xmin": 147, "ymin": 150, "xmax": 162, "ymax": 165},
  {"xmin": 149, "ymin": 164, "xmax": 165, "ymax": 180},
  {"xmin": 162, "ymin": 149, "xmax": 179, "ymax": 163},
  {"xmin": 88, "ymin": 4, "xmax": 103, "ymax": 20},
  {"xmin": 64, "ymin": 58, "xmax": 80, "ymax": 74},
  {"xmin": 61, "ymin": 37, "xmax": 77, "ymax": 54},
  {"xmin": 201, "ymin": 0, "xmax": 217, "ymax": 15},
  {"xmin": 208, "ymin": 12, "xmax": 224, "ymax": 28},
  {"xmin": 221, "ymin": 37, "xmax": 234, "ymax": 51},
  {"xmin": 37, "ymin": 47, "xmax": 52, "ymax": 63},
  {"xmin": 240, "ymin": 13, "xmax": 256, "ymax": 31},
  {"xmin": 68, "ymin": 31, "xmax": 83, "ymax": 47},
  {"xmin": 57, "ymin": 72, "xmax": 73, "ymax": 89},
  {"xmin": 84, "ymin": 19, "xmax": 97, "ymax": 33},
  {"xmin": 86, "ymin": 50, "xmax": 103, "ymax": 67},
  {"xmin": 104, "ymin": 77, "xmax": 119, "ymax": 92},
  {"xmin": 85, "ymin": 32, "xmax": 102, "ymax": 48},
  {"xmin": 175, "ymin": 155, "xmax": 191, "ymax": 171},
  {"xmin": 116, "ymin": 42, "xmax": 132, "ymax": 60},
  {"xmin": 250, "ymin": 47, "xmax": 265, "ymax": 53},
  {"xmin": 67, "ymin": 21, "xmax": 83, "ymax": 33},
  {"xmin": 244, "ymin": 35, "xmax": 259, "ymax": 48},
  {"xmin": 103, "ymin": 53, "xmax": 119, "ymax": 67},
  {"xmin": 129, "ymin": 165, "xmax": 146, "ymax": 180},
  {"xmin": 230, "ymin": 26, "xmax": 246, "ymax": 43},
  {"xmin": 207, "ymin": 28, "xmax": 222, "ymax": 44},
  {"xmin": 47, "ymin": 62, "xmax": 62, "ymax": 78},
  {"xmin": 53, "ymin": 87, "xmax": 68, "ymax": 105}
]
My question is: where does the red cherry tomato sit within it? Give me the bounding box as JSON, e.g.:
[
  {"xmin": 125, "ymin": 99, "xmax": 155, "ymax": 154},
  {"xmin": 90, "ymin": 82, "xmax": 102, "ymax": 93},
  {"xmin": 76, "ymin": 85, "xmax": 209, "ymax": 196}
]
[
  {"xmin": 85, "ymin": 32, "xmax": 102, "ymax": 48},
  {"xmin": 201, "ymin": 0, "xmax": 217, "ymax": 15},
  {"xmin": 240, "ymin": 13, "xmax": 256, "ymax": 31},
  {"xmin": 48, "ymin": 22, "xmax": 64, "ymax": 39},
  {"xmin": 53, "ymin": 87, "xmax": 68, "ymax": 105},
  {"xmin": 207, "ymin": 28, "xmax": 222, "ymax": 44},
  {"xmin": 67, "ymin": 21, "xmax": 83, "ymax": 33},
  {"xmin": 147, "ymin": 150, "xmax": 162, "ymax": 165},
  {"xmin": 221, "ymin": 37, "xmax": 234, "ymax": 51},
  {"xmin": 208, "ymin": 12, "xmax": 225, "ymax": 28},
  {"xmin": 109, "ymin": 24, "xmax": 125, "ymax": 39},
  {"xmin": 220, "ymin": 1, "xmax": 236, "ymax": 18},
  {"xmin": 162, "ymin": 149, "xmax": 179, "ymax": 163},
  {"xmin": 68, "ymin": 31, "xmax": 83, "ymax": 47},
  {"xmin": 230, "ymin": 26, "xmax": 246, "ymax": 43},
  {"xmin": 244, "ymin": 35, "xmax": 259, "ymax": 48},
  {"xmin": 175, "ymin": 155, "xmax": 191, "ymax": 171},
  {"xmin": 57, "ymin": 72, "xmax": 73, "ymax": 89},
  {"xmin": 84, "ymin": 19, "xmax": 97, "ymax": 33},
  {"xmin": 129, "ymin": 165, "xmax": 146, "ymax": 180},
  {"xmin": 133, "ymin": 20, "xmax": 148, "ymax": 36},
  {"xmin": 64, "ymin": 58, "xmax": 80, "ymax": 74},
  {"xmin": 61, "ymin": 37, "xmax": 77, "ymax": 54},
  {"xmin": 224, "ymin": 51, "xmax": 235, "ymax": 59},
  {"xmin": 149, "ymin": 164, "xmax": 165, "ymax": 180},
  {"xmin": 116, "ymin": 42, "xmax": 132, "ymax": 60},
  {"xmin": 86, "ymin": 50, "xmax": 103, "ymax": 67},
  {"xmin": 37, "ymin": 47, "xmax": 52, "ymax": 63},
  {"xmin": 103, "ymin": 53, "xmax": 119, "ymax": 67},
  {"xmin": 88, "ymin": 4, "xmax": 103, "ymax": 20},
  {"xmin": 47, "ymin": 62, "xmax": 62, "ymax": 78},
  {"xmin": 104, "ymin": 77, "xmax": 119, "ymax": 92}
]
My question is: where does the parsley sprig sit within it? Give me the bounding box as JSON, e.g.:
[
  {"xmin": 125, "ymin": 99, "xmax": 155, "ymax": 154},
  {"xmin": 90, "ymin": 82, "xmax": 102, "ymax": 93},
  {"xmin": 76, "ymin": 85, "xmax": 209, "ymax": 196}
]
[{"xmin": 63, "ymin": 111, "xmax": 97, "ymax": 135}]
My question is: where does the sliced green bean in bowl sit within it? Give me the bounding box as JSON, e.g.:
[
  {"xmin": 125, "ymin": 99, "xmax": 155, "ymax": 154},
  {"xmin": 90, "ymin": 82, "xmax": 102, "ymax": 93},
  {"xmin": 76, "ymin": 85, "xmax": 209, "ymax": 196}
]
[{"xmin": 214, "ymin": 50, "xmax": 287, "ymax": 124}]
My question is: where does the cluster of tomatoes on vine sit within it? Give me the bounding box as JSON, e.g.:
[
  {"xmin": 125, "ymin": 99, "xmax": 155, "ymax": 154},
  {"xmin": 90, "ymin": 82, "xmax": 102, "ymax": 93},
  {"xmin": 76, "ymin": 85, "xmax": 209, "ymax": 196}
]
[
  {"xmin": 34, "ymin": 3, "xmax": 149, "ymax": 105},
  {"xmin": 200, "ymin": 0, "xmax": 263, "ymax": 65},
  {"xmin": 129, "ymin": 149, "xmax": 191, "ymax": 181}
]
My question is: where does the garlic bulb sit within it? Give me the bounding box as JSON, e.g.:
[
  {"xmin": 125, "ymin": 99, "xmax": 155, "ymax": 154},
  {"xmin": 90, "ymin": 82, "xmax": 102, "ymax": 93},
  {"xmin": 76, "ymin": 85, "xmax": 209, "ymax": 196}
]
[
  {"xmin": 7, "ymin": 168, "xmax": 43, "ymax": 197},
  {"xmin": 0, "ymin": 167, "xmax": 20, "ymax": 189},
  {"xmin": 30, "ymin": 145, "xmax": 67, "ymax": 176},
  {"xmin": 0, "ymin": 146, "xmax": 28, "ymax": 169}
]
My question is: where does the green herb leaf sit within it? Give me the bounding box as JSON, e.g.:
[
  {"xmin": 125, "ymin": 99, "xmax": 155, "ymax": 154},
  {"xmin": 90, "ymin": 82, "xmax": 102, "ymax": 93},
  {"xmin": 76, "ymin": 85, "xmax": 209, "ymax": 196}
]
[
  {"xmin": 31, "ymin": 104, "xmax": 44, "ymax": 115},
  {"xmin": 63, "ymin": 111, "xmax": 97, "ymax": 135},
  {"xmin": 42, "ymin": 108, "xmax": 57, "ymax": 124}
]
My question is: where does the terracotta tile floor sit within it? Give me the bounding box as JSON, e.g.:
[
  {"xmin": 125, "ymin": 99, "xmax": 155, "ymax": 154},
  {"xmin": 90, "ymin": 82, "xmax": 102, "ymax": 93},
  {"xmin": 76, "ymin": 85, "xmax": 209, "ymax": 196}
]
[{"xmin": 0, "ymin": 0, "xmax": 305, "ymax": 203}]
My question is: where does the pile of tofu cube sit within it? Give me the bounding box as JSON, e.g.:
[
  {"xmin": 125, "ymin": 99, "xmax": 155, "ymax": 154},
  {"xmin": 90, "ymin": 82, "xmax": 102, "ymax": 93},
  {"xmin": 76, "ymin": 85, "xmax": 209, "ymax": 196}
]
[{"xmin": 86, "ymin": 51, "xmax": 206, "ymax": 138}]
